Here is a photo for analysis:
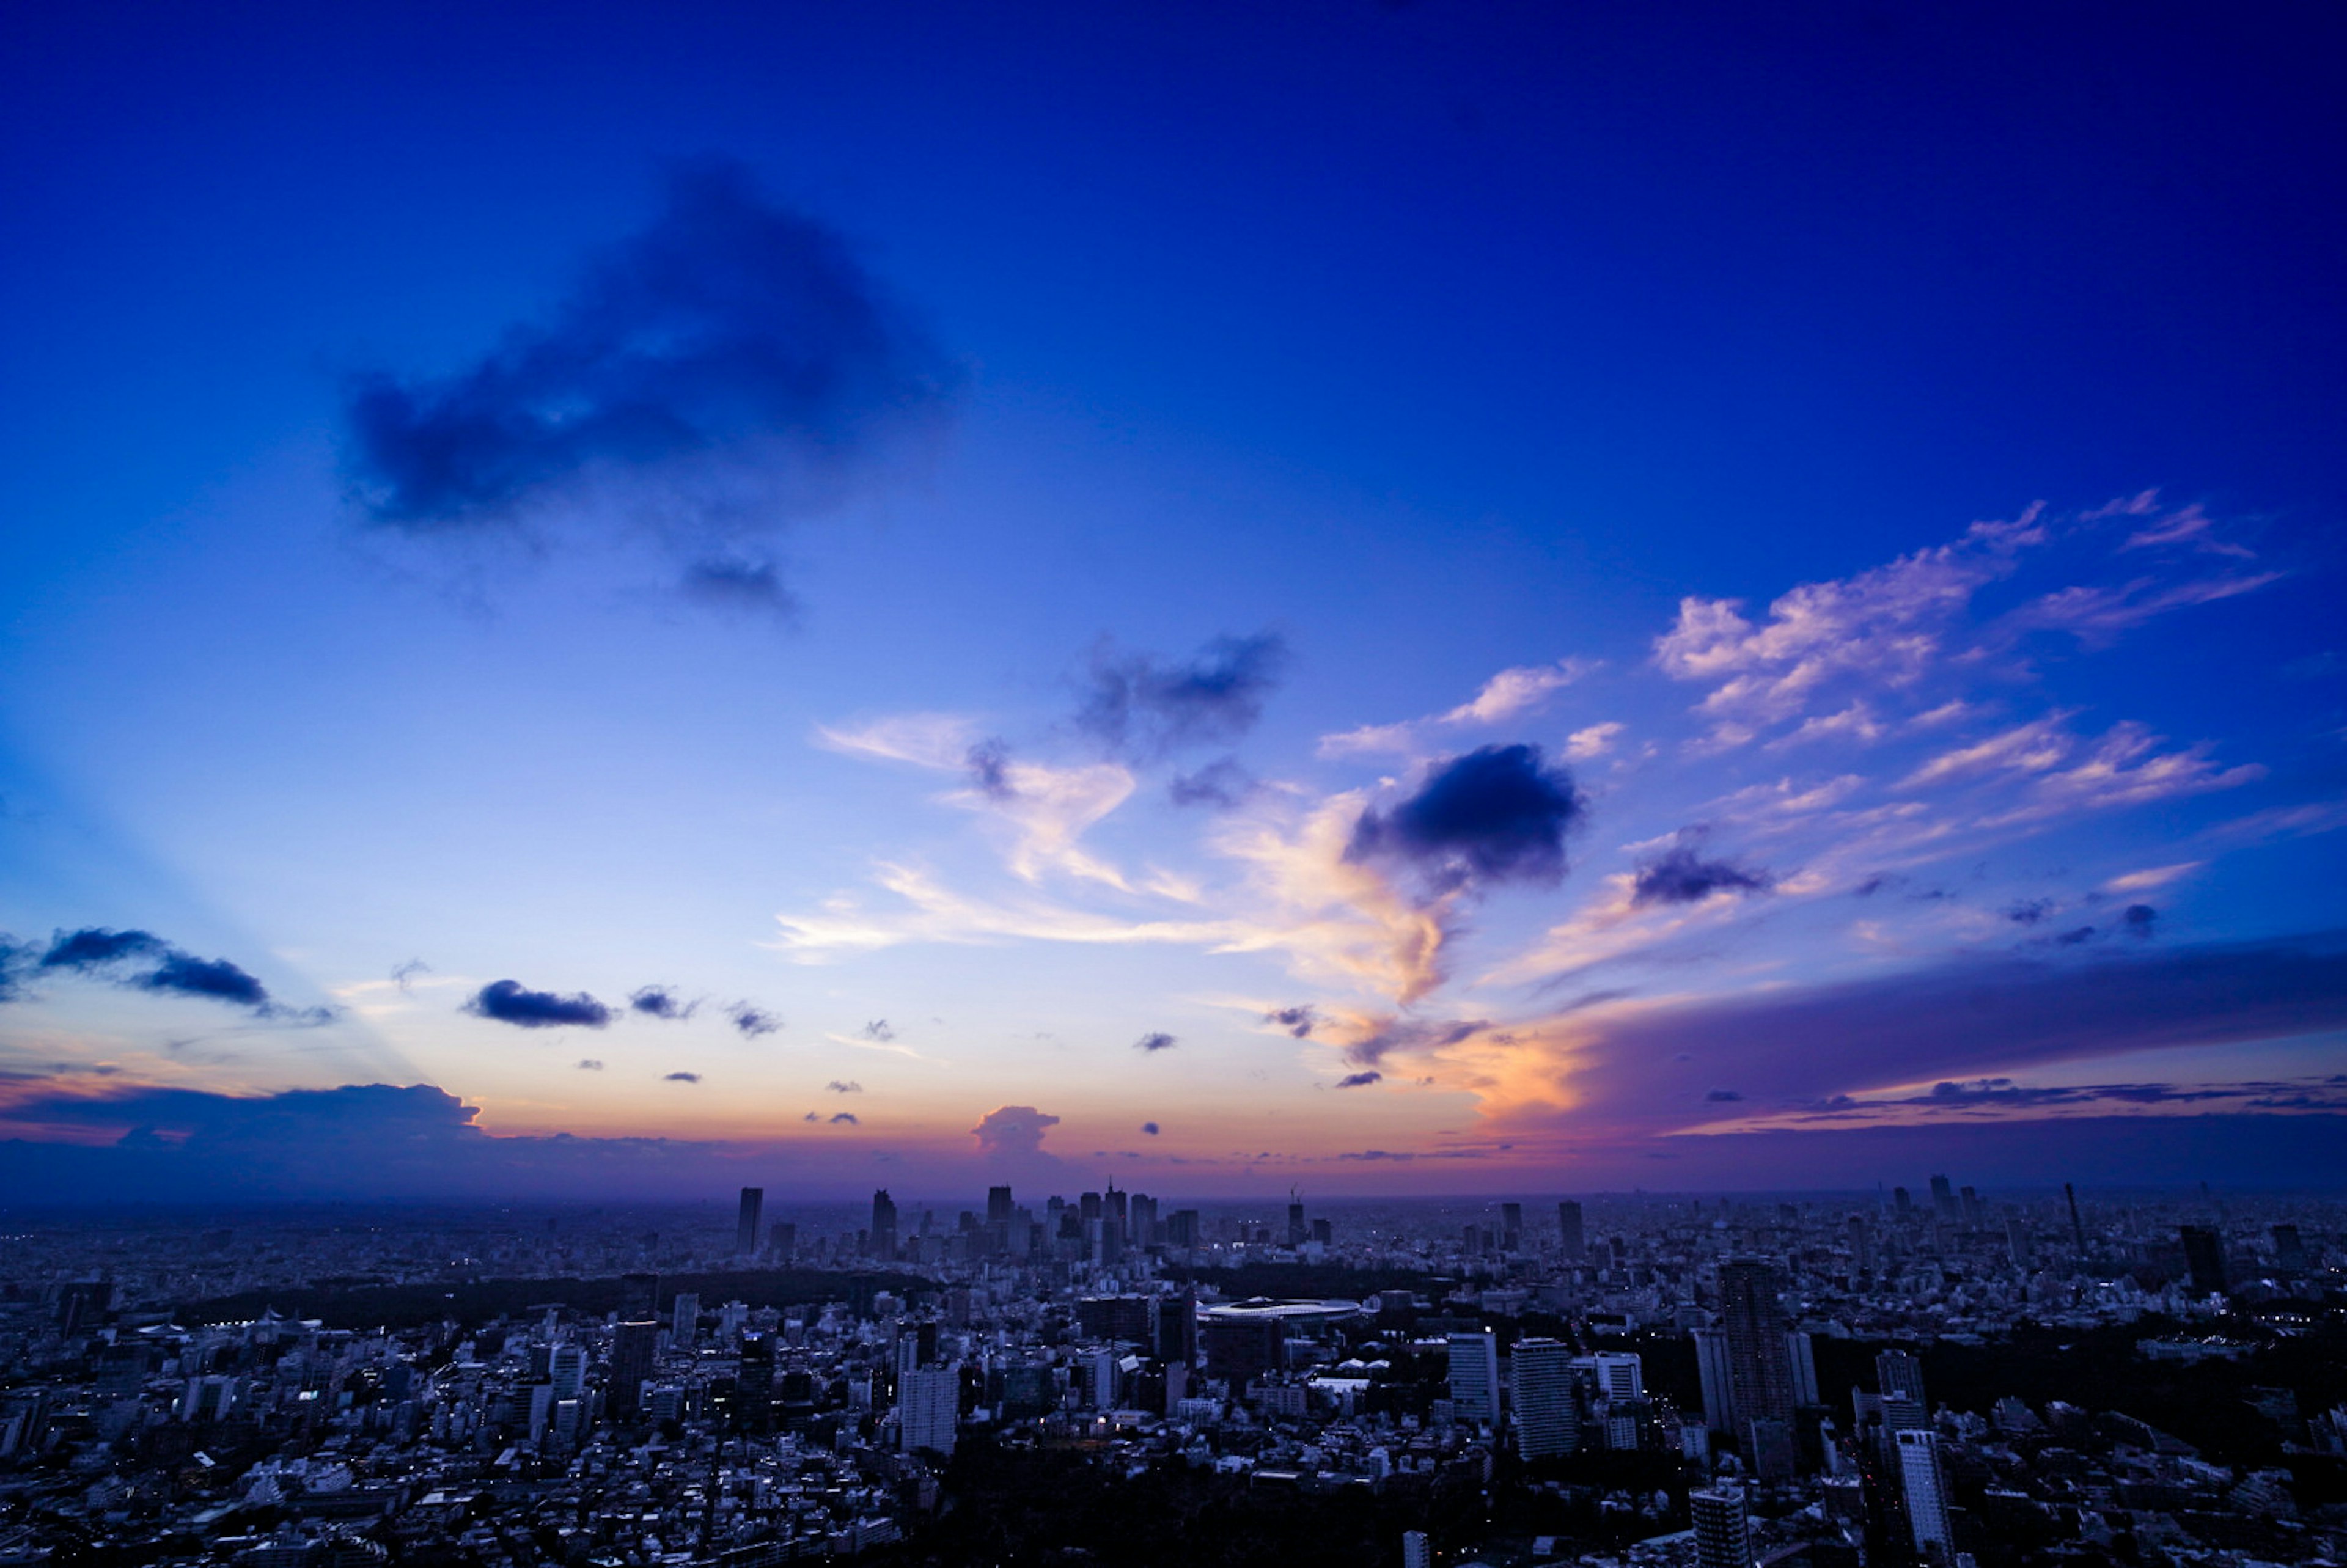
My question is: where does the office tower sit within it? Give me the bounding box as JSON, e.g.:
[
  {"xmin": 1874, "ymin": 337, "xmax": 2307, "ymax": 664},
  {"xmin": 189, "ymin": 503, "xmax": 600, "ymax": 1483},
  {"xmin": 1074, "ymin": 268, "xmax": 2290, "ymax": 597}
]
[
  {"xmin": 1846, "ymin": 1215, "xmax": 1873, "ymax": 1273},
  {"xmin": 1447, "ymin": 1331, "xmax": 1500, "ymax": 1427},
  {"xmin": 987, "ymin": 1185, "xmax": 1014, "ymax": 1226},
  {"xmin": 549, "ymin": 1343, "xmax": 586, "ymax": 1399},
  {"xmin": 1893, "ymin": 1185, "xmax": 1912, "ymax": 1215},
  {"xmin": 1928, "ymin": 1174, "xmax": 1958, "ymax": 1221},
  {"xmin": 1876, "ymin": 1349, "xmax": 1928, "ymax": 1431},
  {"xmin": 1959, "ymin": 1185, "xmax": 1984, "ymax": 1228},
  {"xmin": 1590, "ymin": 1351, "xmax": 1644, "ymax": 1402},
  {"xmin": 1500, "ymin": 1201, "xmax": 1524, "ymax": 1251},
  {"xmin": 1167, "ymin": 1208, "xmax": 1200, "ymax": 1247},
  {"xmin": 1510, "ymin": 1336, "xmax": 1578, "ymax": 1458},
  {"xmin": 2066, "ymin": 1182, "xmax": 2088, "ymax": 1255},
  {"xmin": 1287, "ymin": 1196, "xmax": 1307, "ymax": 1248},
  {"xmin": 1785, "ymin": 1330, "xmax": 1819, "ymax": 1407},
  {"xmin": 1895, "ymin": 1428, "xmax": 1955, "ymax": 1562},
  {"xmin": 2005, "ymin": 1217, "xmax": 2034, "ymax": 1270},
  {"xmin": 1717, "ymin": 1259, "xmax": 1796, "ymax": 1431},
  {"xmin": 2273, "ymin": 1223, "xmax": 2308, "ymax": 1273},
  {"xmin": 1746, "ymin": 1417, "xmax": 1796, "ymax": 1482},
  {"xmin": 1310, "ymin": 1216, "xmax": 1332, "ymax": 1247},
  {"xmin": 1202, "ymin": 1315, "xmax": 1287, "ymax": 1382},
  {"xmin": 54, "ymin": 1282, "xmax": 111, "ymax": 1336},
  {"xmin": 768, "ymin": 1221, "xmax": 796, "ymax": 1261},
  {"xmin": 1079, "ymin": 1191, "xmax": 1103, "ymax": 1225},
  {"xmin": 898, "ymin": 1364, "xmax": 958, "ymax": 1456},
  {"xmin": 1402, "ymin": 1531, "xmax": 1432, "ymax": 1568},
  {"xmin": 736, "ymin": 1187, "xmax": 764, "ymax": 1255},
  {"xmin": 1693, "ymin": 1327, "xmax": 1736, "ymax": 1435},
  {"xmin": 672, "ymin": 1292, "xmax": 700, "ymax": 1345},
  {"xmin": 2180, "ymin": 1225, "xmax": 2226, "ymax": 1293},
  {"xmin": 609, "ymin": 1320, "xmax": 658, "ymax": 1416},
  {"xmin": 871, "ymin": 1189, "xmax": 899, "ymax": 1261},
  {"xmin": 1690, "ymin": 1487, "xmax": 1753, "ymax": 1568},
  {"xmin": 1156, "ymin": 1289, "xmax": 1199, "ymax": 1366},
  {"xmin": 619, "ymin": 1270, "xmax": 659, "ymax": 1317},
  {"xmin": 1558, "ymin": 1200, "xmax": 1586, "ymax": 1258}
]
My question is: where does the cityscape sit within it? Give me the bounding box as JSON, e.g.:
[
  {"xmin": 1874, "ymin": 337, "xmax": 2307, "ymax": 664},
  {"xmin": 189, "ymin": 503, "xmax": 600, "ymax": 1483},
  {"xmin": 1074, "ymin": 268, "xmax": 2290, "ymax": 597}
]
[
  {"xmin": 5, "ymin": 3, "xmax": 2346, "ymax": 1568},
  {"xmin": 4, "ymin": 1181, "xmax": 2343, "ymax": 1566}
]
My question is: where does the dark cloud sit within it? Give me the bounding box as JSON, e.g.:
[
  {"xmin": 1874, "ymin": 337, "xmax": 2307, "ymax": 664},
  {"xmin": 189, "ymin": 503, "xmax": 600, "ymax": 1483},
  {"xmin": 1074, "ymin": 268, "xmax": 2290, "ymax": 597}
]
[
  {"xmin": 33, "ymin": 928, "xmax": 326, "ymax": 1022},
  {"xmin": 577, "ymin": 1058, "xmax": 604, "ymax": 1070},
  {"xmin": 1705, "ymin": 1088, "xmax": 1743, "ymax": 1102},
  {"xmin": 391, "ymin": 958, "xmax": 431, "ymax": 991},
  {"xmin": 1348, "ymin": 744, "xmax": 1585, "ymax": 893},
  {"xmin": 1133, "ymin": 1031, "xmax": 1178, "ymax": 1053},
  {"xmin": 467, "ymin": 979, "xmax": 612, "ymax": 1030},
  {"xmin": 2124, "ymin": 903, "xmax": 2159, "ymax": 938},
  {"xmin": 664, "ymin": 1071, "xmax": 702, "ymax": 1083},
  {"xmin": 2005, "ymin": 898, "xmax": 2053, "ymax": 926},
  {"xmin": 971, "ymin": 1104, "xmax": 1060, "ymax": 1158},
  {"xmin": 1264, "ymin": 1005, "xmax": 1317, "ymax": 1039},
  {"xmin": 826, "ymin": 1080, "xmax": 862, "ymax": 1094},
  {"xmin": 628, "ymin": 985, "xmax": 697, "ymax": 1020},
  {"xmin": 0, "ymin": 937, "xmax": 34, "ymax": 1003},
  {"xmin": 340, "ymin": 158, "xmax": 953, "ymax": 594},
  {"xmin": 1339, "ymin": 1016, "xmax": 1486, "ymax": 1068},
  {"xmin": 829, "ymin": 1112, "xmax": 859, "ymax": 1124},
  {"xmin": 860, "ymin": 1019, "xmax": 895, "ymax": 1042},
  {"xmin": 1852, "ymin": 874, "xmax": 1893, "ymax": 898},
  {"xmin": 2052, "ymin": 925, "xmax": 2097, "ymax": 947},
  {"xmin": 1630, "ymin": 832, "xmax": 1772, "ymax": 907},
  {"xmin": 1334, "ymin": 1146, "xmax": 1496, "ymax": 1162},
  {"xmin": 1142, "ymin": 1121, "xmax": 1161, "ymax": 1135},
  {"xmin": 964, "ymin": 739, "xmax": 1015, "ymax": 801},
  {"xmin": 680, "ymin": 556, "xmax": 795, "ymax": 617},
  {"xmin": 727, "ymin": 1002, "xmax": 782, "ymax": 1038},
  {"xmin": 1076, "ymin": 632, "xmax": 1287, "ymax": 758},
  {"xmin": 1335, "ymin": 1071, "xmax": 1383, "ymax": 1089},
  {"xmin": 1169, "ymin": 758, "xmax": 1257, "ymax": 810}
]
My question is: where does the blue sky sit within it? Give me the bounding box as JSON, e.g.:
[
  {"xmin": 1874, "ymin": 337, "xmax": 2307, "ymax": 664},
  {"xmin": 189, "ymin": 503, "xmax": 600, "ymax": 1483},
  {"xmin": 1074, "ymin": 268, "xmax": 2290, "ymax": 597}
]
[{"xmin": 2, "ymin": 0, "xmax": 2344, "ymax": 1198}]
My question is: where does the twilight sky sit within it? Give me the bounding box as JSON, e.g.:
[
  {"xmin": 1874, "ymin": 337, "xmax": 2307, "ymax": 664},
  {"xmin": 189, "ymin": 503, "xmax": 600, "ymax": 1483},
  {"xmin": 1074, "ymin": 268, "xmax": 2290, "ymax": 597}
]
[{"xmin": 4, "ymin": 1, "xmax": 2345, "ymax": 1200}]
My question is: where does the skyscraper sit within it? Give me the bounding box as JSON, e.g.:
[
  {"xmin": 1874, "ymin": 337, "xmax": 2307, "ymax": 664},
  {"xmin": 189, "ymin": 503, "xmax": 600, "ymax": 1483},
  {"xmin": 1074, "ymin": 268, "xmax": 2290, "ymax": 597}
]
[
  {"xmin": 871, "ymin": 1189, "xmax": 898, "ymax": 1261},
  {"xmin": 609, "ymin": 1320, "xmax": 658, "ymax": 1416},
  {"xmin": 1510, "ymin": 1336, "xmax": 1578, "ymax": 1458},
  {"xmin": 1895, "ymin": 1428, "xmax": 1955, "ymax": 1562},
  {"xmin": 1447, "ymin": 1330, "xmax": 1500, "ymax": 1427},
  {"xmin": 1402, "ymin": 1531, "xmax": 1432, "ymax": 1568},
  {"xmin": 1500, "ymin": 1201, "xmax": 1524, "ymax": 1252},
  {"xmin": 1928, "ymin": 1174, "xmax": 1958, "ymax": 1222},
  {"xmin": 1876, "ymin": 1348, "xmax": 1928, "ymax": 1431},
  {"xmin": 2180, "ymin": 1225, "xmax": 2226, "ymax": 1294},
  {"xmin": 898, "ymin": 1364, "xmax": 958, "ymax": 1456},
  {"xmin": 768, "ymin": 1221, "xmax": 796, "ymax": 1261},
  {"xmin": 987, "ymin": 1185, "xmax": 1013, "ymax": 1226},
  {"xmin": 1558, "ymin": 1200, "xmax": 1586, "ymax": 1259},
  {"xmin": 1690, "ymin": 1487, "xmax": 1753, "ymax": 1568},
  {"xmin": 1717, "ymin": 1259, "xmax": 1796, "ymax": 1431},
  {"xmin": 1693, "ymin": 1327, "xmax": 1736, "ymax": 1435},
  {"xmin": 736, "ymin": 1187, "xmax": 764, "ymax": 1256}
]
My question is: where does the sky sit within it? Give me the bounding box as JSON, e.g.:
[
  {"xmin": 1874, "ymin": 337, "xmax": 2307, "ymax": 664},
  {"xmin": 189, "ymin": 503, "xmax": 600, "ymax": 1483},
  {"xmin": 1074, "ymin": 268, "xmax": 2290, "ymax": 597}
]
[{"xmin": 2, "ymin": 0, "xmax": 2345, "ymax": 1202}]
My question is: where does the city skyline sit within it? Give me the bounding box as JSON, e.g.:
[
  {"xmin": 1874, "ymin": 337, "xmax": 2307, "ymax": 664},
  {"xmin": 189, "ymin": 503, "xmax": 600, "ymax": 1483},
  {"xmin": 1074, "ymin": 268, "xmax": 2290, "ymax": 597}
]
[{"xmin": 5, "ymin": 2, "xmax": 2347, "ymax": 1200}]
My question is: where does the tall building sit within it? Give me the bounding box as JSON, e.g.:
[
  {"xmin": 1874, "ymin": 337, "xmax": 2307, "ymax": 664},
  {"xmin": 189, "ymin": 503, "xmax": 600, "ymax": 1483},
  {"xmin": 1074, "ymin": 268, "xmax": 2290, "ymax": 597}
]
[
  {"xmin": 1401, "ymin": 1531, "xmax": 1432, "ymax": 1568},
  {"xmin": 2180, "ymin": 1225, "xmax": 2226, "ymax": 1293},
  {"xmin": 1587, "ymin": 1351, "xmax": 1644, "ymax": 1402},
  {"xmin": 2273, "ymin": 1223, "xmax": 2308, "ymax": 1273},
  {"xmin": 1928, "ymin": 1174, "xmax": 1958, "ymax": 1222},
  {"xmin": 898, "ymin": 1364, "xmax": 958, "ymax": 1456},
  {"xmin": 619, "ymin": 1271, "xmax": 659, "ymax": 1317},
  {"xmin": 1447, "ymin": 1330, "xmax": 1500, "ymax": 1427},
  {"xmin": 1717, "ymin": 1259, "xmax": 1796, "ymax": 1431},
  {"xmin": 1287, "ymin": 1196, "xmax": 1307, "ymax": 1248},
  {"xmin": 1156, "ymin": 1290, "xmax": 1199, "ymax": 1367},
  {"xmin": 1510, "ymin": 1336, "xmax": 1578, "ymax": 1458},
  {"xmin": 987, "ymin": 1185, "xmax": 1014, "ymax": 1227},
  {"xmin": 549, "ymin": 1343, "xmax": 586, "ymax": 1399},
  {"xmin": 768, "ymin": 1221, "xmax": 796, "ymax": 1261},
  {"xmin": 1693, "ymin": 1327, "xmax": 1736, "ymax": 1435},
  {"xmin": 871, "ymin": 1189, "xmax": 899, "ymax": 1261},
  {"xmin": 1895, "ymin": 1428, "xmax": 1955, "ymax": 1562},
  {"xmin": 1558, "ymin": 1200, "xmax": 1586, "ymax": 1259},
  {"xmin": 1876, "ymin": 1348, "xmax": 1928, "ymax": 1431},
  {"xmin": 670, "ymin": 1292, "xmax": 700, "ymax": 1346},
  {"xmin": 1786, "ymin": 1330, "xmax": 1820, "ymax": 1406},
  {"xmin": 1500, "ymin": 1201, "xmax": 1524, "ymax": 1252},
  {"xmin": 736, "ymin": 1187, "xmax": 764, "ymax": 1256},
  {"xmin": 609, "ymin": 1320, "xmax": 658, "ymax": 1416},
  {"xmin": 1690, "ymin": 1487, "xmax": 1753, "ymax": 1568}
]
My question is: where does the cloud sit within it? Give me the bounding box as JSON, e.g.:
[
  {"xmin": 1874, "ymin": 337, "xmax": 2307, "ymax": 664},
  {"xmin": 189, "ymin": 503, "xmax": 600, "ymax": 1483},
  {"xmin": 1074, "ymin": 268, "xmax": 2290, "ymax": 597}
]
[
  {"xmin": 1321, "ymin": 1013, "xmax": 1488, "ymax": 1068},
  {"xmin": 1142, "ymin": 1121, "xmax": 1161, "ymax": 1135},
  {"xmin": 1133, "ymin": 1031, "xmax": 1178, "ymax": 1053},
  {"xmin": 1705, "ymin": 1088, "xmax": 1743, "ymax": 1102},
  {"xmin": 664, "ymin": 1071, "xmax": 702, "ymax": 1083},
  {"xmin": 826, "ymin": 1080, "xmax": 862, "ymax": 1093},
  {"xmin": 727, "ymin": 1002, "xmax": 783, "ymax": 1038},
  {"xmin": 860, "ymin": 1019, "xmax": 895, "ymax": 1042},
  {"xmin": 1076, "ymin": 632, "xmax": 1287, "ymax": 758},
  {"xmin": 629, "ymin": 985, "xmax": 697, "ymax": 1020},
  {"xmin": 965, "ymin": 738, "xmax": 1016, "ymax": 800},
  {"xmin": 2123, "ymin": 903, "xmax": 2158, "ymax": 939},
  {"xmin": 971, "ymin": 1104, "xmax": 1060, "ymax": 1158},
  {"xmin": 1169, "ymin": 758, "xmax": 1257, "ymax": 810},
  {"xmin": 2005, "ymin": 898, "xmax": 2052, "ymax": 926},
  {"xmin": 1629, "ymin": 832, "xmax": 1773, "ymax": 907},
  {"xmin": 1335, "ymin": 1071, "xmax": 1383, "ymax": 1088},
  {"xmin": 1565, "ymin": 722, "xmax": 1624, "ymax": 760},
  {"xmin": 32, "ymin": 928, "xmax": 328, "ymax": 1022},
  {"xmin": 1348, "ymin": 744, "xmax": 1585, "ymax": 893},
  {"xmin": 466, "ymin": 979, "xmax": 612, "ymax": 1030},
  {"xmin": 2106, "ymin": 863, "xmax": 2200, "ymax": 893},
  {"xmin": 340, "ymin": 158, "xmax": 953, "ymax": 601},
  {"xmin": 829, "ymin": 1111, "xmax": 859, "ymax": 1124},
  {"xmin": 576, "ymin": 1058, "xmax": 604, "ymax": 1070},
  {"xmin": 1439, "ymin": 660, "xmax": 1593, "ymax": 725},
  {"xmin": 1265, "ymin": 1005, "xmax": 1317, "ymax": 1038},
  {"xmin": 680, "ymin": 555, "xmax": 795, "ymax": 617},
  {"xmin": 391, "ymin": 958, "xmax": 431, "ymax": 992}
]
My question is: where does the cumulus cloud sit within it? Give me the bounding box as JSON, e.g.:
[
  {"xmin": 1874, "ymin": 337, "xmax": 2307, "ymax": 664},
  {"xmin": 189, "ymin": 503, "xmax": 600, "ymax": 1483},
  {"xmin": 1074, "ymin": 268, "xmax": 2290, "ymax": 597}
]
[
  {"xmin": 1439, "ymin": 659, "xmax": 1593, "ymax": 725},
  {"xmin": 32, "ymin": 928, "xmax": 329, "ymax": 1022},
  {"xmin": 1264, "ymin": 1005, "xmax": 1318, "ymax": 1038},
  {"xmin": 1133, "ymin": 1031, "xmax": 1178, "ymax": 1053},
  {"xmin": 1076, "ymin": 632, "xmax": 1287, "ymax": 758},
  {"xmin": 1335, "ymin": 1071, "xmax": 1382, "ymax": 1088},
  {"xmin": 629, "ymin": 985, "xmax": 697, "ymax": 1020},
  {"xmin": 971, "ymin": 1104, "xmax": 1060, "ymax": 1158},
  {"xmin": 1629, "ymin": 832, "xmax": 1773, "ymax": 907},
  {"xmin": 466, "ymin": 979, "xmax": 612, "ymax": 1030},
  {"xmin": 727, "ymin": 1002, "xmax": 783, "ymax": 1038},
  {"xmin": 1348, "ymin": 744, "xmax": 1585, "ymax": 893},
  {"xmin": 342, "ymin": 159, "xmax": 953, "ymax": 613}
]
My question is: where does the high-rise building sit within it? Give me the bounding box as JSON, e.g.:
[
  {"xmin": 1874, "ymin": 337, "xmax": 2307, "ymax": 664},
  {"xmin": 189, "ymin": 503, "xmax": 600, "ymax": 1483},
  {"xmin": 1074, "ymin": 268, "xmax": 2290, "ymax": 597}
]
[
  {"xmin": 1589, "ymin": 1351, "xmax": 1644, "ymax": 1402},
  {"xmin": 1558, "ymin": 1200, "xmax": 1586, "ymax": 1259},
  {"xmin": 1402, "ymin": 1531, "xmax": 1432, "ymax": 1568},
  {"xmin": 1510, "ymin": 1336, "xmax": 1578, "ymax": 1458},
  {"xmin": 1895, "ymin": 1427, "xmax": 1955, "ymax": 1561},
  {"xmin": 1876, "ymin": 1349, "xmax": 1928, "ymax": 1431},
  {"xmin": 768, "ymin": 1221, "xmax": 796, "ymax": 1261},
  {"xmin": 1447, "ymin": 1330, "xmax": 1500, "ymax": 1427},
  {"xmin": 898, "ymin": 1364, "xmax": 958, "ymax": 1456},
  {"xmin": 1693, "ymin": 1327, "xmax": 1736, "ymax": 1434},
  {"xmin": 987, "ymin": 1185, "xmax": 1014, "ymax": 1227},
  {"xmin": 1717, "ymin": 1259, "xmax": 1796, "ymax": 1431},
  {"xmin": 619, "ymin": 1271, "xmax": 659, "ymax": 1317},
  {"xmin": 1690, "ymin": 1487, "xmax": 1753, "ymax": 1568},
  {"xmin": 1156, "ymin": 1290, "xmax": 1199, "ymax": 1366},
  {"xmin": 1500, "ymin": 1201, "xmax": 1524, "ymax": 1252},
  {"xmin": 1928, "ymin": 1174, "xmax": 1958, "ymax": 1222},
  {"xmin": 736, "ymin": 1187, "xmax": 764, "ymax": 1255},
  {"xmin": 609, "ymin": 1320, "xmax": 658, "ymax": 1416},
  {"xmin": 670, "ymin": 1292, "xmax": 700, "ymax": 1345},
  {"xmin": 871, "ymin": 1189, "xmax": 899, "ymax": 1261},
  {"xmin": 1287, "ymin": 1196, "xmax": 1307, "ymax": 1248},
  {"xmin": 2273, "ymin": 1223, "xmax": 2308, "ymax": 1273},
  {"xmin": 2180, "ymin": 1225, "xmax": 2226, "ymax": 1294},
  {"xmin": 549, "ymin": 1343, "xmax": 586, "ymax": 1399},
  {"xmin": 1786, "ymin": 1330, "xmax": 1820, "ymax": 1406}
]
